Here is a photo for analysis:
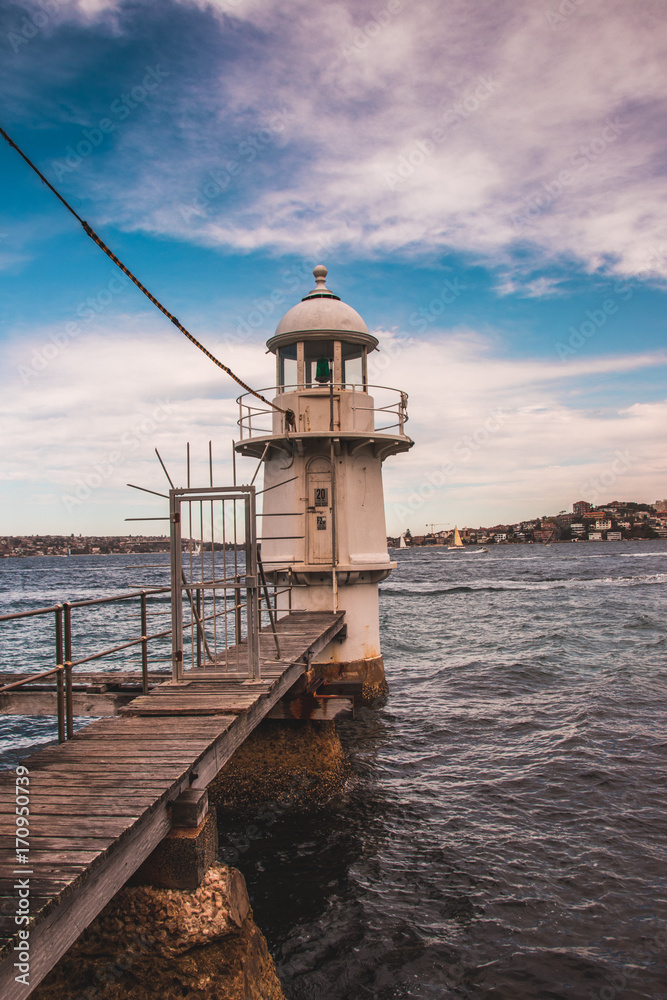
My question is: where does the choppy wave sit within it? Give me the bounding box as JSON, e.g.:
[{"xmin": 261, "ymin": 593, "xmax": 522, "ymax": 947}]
[
  {"xmin": 381, "ymin": 572, "xmax": 667, "ymax": 596},
  {"xmin": 436, "ymin": 548, "xmax": 667, "ymax": 562}
]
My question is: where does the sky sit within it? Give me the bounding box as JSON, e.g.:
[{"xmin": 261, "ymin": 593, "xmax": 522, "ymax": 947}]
[{"xmin": 1, "ymin": 0, "xmax": 666, "ymax": 537}]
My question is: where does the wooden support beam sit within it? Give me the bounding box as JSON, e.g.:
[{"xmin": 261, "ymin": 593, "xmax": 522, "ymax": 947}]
[
  {"xmin": 0, "ymin": 691, "xmax": 137, "ymax": 717},
  {"xmin": 267, "ymin": 694, "xmax": 354, "ymax": 721},
  {"xmin": 170, "ymin": 788, "xmax": 208, "ymax": 828}
]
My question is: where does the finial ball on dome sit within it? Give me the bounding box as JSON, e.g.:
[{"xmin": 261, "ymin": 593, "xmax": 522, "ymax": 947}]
[{"xmin": 313, "ymin": 264, "xmax": 328, "ymax": 287}]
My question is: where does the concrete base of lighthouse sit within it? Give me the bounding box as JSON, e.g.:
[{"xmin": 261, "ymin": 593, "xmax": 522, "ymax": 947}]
[
  {"xmin": 314, "ymin": 654, "xmax": 388, "ymax": 704},
  {"xmin": 287, "ymin": 576, "xmax": 390, "ymax": 704}
]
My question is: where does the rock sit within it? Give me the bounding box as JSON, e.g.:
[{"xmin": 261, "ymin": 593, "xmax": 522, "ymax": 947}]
[
  {"xmin": 30, "ymin": 863, "xmax": 285, "ymax": 1000},
  {"xmin": 208, "ymin": 719, "xmax": 349, "ymax": 815},
  {"xmin": 226, "ymin": 867, "xmax": 251, "ymax": 927}
]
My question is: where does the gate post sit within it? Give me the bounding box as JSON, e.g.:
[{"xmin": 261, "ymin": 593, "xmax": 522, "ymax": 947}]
[
  {"xmin": 245, "ymin": 487, "xmax": 261, "ymax": 681},
  {"xmin": 170, "ymin": 490, "xmax": 184, "ymax": 680}
]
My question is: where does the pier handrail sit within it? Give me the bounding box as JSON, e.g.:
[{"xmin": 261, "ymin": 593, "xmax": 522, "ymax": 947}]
[
  {"xmin": 0, "ymin": 587, "xmax": 171, "ymax": 742},
  {"xmin": 0, "ymin": 564, "xmax": 293, "ymax": 731},
  {"xmin": 0, "ymin": 665, "xmax": 68, "ymax": 743}
]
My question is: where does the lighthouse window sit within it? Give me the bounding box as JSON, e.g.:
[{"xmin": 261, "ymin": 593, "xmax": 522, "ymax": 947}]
[
  {"xmin": 342, "ymin": 343, "xmax": 366, "ymax": 388},
  {"xmin": 304, "ymin": 340, "xmax": 334, "ymax": 387},
  {"xmin": 278, "ymin": 344, "xmax": 298, "ymax": 389}
]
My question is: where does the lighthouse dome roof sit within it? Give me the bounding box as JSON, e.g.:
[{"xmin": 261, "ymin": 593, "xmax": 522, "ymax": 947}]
[{"xmin": 267, "ymin": 266, "xmax": 378, "ymax": 352}]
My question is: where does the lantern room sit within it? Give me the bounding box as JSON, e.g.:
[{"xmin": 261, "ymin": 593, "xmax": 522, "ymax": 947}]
[{"xmin": 269, "ymin": 265, "xmax": 376, "ymax": 392}]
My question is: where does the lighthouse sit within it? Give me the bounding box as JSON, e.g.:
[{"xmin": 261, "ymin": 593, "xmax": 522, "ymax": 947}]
[{"xmin": 236, "ymin": 266, "xmax": 413, "ymax": 699}]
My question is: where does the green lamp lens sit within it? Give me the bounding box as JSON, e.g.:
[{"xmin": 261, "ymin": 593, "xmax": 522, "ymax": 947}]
[{"xmin": 315, "ymin": 358, "xmax": 331, "ymax": 383}]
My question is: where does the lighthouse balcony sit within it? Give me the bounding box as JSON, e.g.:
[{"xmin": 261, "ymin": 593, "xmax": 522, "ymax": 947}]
[{"xmin": 236, "ymin": 383, "xmax": 413, "ymax": 459}]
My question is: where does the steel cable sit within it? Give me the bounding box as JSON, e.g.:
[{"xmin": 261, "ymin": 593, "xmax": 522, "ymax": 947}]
[{"xmin": 0, "ymin": 124, "xmax": 289, "ymax": 416}]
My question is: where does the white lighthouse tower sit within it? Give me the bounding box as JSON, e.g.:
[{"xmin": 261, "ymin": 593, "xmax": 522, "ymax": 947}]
[{"xmin": 236, "ymin": 266, "xmax": 413, "ymax": 699}]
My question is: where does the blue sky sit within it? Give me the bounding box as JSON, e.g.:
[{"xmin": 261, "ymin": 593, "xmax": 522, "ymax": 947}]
[{"xmin": 1, "ymin": 0, "xmax": 666, "ymax": 536}]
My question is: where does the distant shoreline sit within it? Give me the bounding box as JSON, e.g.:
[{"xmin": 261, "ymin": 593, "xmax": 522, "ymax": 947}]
[{"xmin": 389, "ymin": 537, "xmax": 662, "ymax": 549}]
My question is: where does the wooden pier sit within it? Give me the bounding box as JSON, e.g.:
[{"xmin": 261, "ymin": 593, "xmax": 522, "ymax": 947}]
[{"xmin": 0, "ymin": 610, "xmax": 345, "ymax": 1000}]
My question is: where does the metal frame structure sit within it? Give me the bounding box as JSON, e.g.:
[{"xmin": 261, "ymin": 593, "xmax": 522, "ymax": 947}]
[{"xmin": 169, "ymin": 485, "xmax": 262, "ymax": 681}]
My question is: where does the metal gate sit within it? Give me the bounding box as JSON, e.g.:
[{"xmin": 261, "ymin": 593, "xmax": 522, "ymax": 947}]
[{"xmin": 169, "ymin": 486, "xmax": 261, "ymax": 680}]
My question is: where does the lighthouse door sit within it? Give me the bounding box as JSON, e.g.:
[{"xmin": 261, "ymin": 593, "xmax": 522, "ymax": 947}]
[{"xmin": 306, "ymin": 457, "xmax": 333, "ymax": 564}]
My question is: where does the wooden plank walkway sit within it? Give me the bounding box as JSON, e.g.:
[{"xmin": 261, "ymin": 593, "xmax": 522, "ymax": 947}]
[{"xmin": 0, "ymin": 610, "xmax": 344, "ymax": 1000}]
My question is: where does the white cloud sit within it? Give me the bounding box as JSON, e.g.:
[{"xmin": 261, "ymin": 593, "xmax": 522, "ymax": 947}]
[
  {"xmin": 56, "ymin": 0, "xmax": 667, "ymax": 286},
  {"xmin": 2, "ymin": 318, "xmax": 665, "ymax": 534},
  {"xmin": 365, "ymin": 329, "xmax": 667, "ymax": 532},
  {"xmin": 0, "ymin": 316, "xmax": 274, "ymax": 532},
  {"xmin": 494, "ymin": 276, "xmax": 566, "ymax": 299}
]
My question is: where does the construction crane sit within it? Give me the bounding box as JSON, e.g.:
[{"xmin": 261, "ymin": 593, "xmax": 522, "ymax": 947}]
[{"xmin": 425, "ymin": 522, "xmax": 449, "ymax": 535}]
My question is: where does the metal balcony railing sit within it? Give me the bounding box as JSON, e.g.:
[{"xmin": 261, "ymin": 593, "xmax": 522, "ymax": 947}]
[{"xmin": 237, "ymin": 383, "xmax": 410, "ymax": 441}]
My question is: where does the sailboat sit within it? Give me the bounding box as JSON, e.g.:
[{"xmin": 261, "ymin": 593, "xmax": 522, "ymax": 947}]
[
  {"xmin": 447, "ymin": 526, "xmax": 465, "ymax": 550},
  {"xmin": 444, "ymin": 526, "xmax": 488, "ymax": 553}
]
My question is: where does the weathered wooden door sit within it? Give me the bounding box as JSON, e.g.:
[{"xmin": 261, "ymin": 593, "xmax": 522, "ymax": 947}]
[{"xmin": 306, "ymin": 457, "xmax": 332, "ymax": 564}]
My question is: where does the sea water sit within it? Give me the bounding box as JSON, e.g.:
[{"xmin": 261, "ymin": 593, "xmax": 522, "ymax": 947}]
[{"xmin": 1, "ymin": 542, "xmax": 666, "ymax": 999}]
